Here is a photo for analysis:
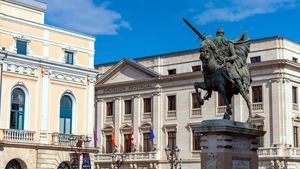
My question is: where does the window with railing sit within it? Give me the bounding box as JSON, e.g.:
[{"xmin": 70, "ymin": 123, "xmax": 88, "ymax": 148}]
[
  {"xmin": 252, "ymin": 86, "xmax": 262, "ymax": 103},
  {"xmin": 106, "ymin": 135, "xmax": 113, "ymax": 153},
  {"xmin": 191, "ymin": 93, "xmax": 201, "ymax": 116},
  {"xmin": 193, "ymin": 130, "xmax": 201, "ymax": 151},
  {"xmin": 143, "ymin": 133, "xmax": 152, "ymax": 152},
  {"xmin": 257, "ymin": 126, "xmax": 264, "ymax": 147},
  {"xmin": 294, "ymin": 126, "xmax": 299, "ymax": 148},
  {"xmin": 167, "ymin": 131, "xmax": 176, "ymax": 150},
  {"xmin": 124, "ymin": 134, "xmax": 132, "ymax": 153},
  {"xmin": 10, "ymin": 88, "xmax": 25, "ymax": 130}
]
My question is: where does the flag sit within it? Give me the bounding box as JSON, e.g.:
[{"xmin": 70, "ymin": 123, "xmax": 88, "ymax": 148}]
[
  {"xmin": 150, "ymin": 127, "xmax": 155, "ymax": 142},
  {"xmin": 93, "ymin": 130, "xmax": 97, "ymax": 147},
  {"xmin": 112, "ymin": 131, "xmax": 118, "ymax": 149},
  {"xmin": 130, "ymin": 128, "xmax": 135, "ymax": 148}
]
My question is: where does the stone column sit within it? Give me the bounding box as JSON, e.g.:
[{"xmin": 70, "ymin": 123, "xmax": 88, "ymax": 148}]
[
  {"xmin": 196, "ymin": 119, "xmax": 265, "ymax": 169},
  {"xmin": 96, "ymin": 99, "xmax": 104, "ymax": 152},
  {"xmin": 40, "ymin": 68, "xmax": 50, "ymax": 143},
  {"xmin": 152, "ymin": 93, "xmax": 161, "ymax": 152},
  {"xmin": 132, "ymin": 95, "xmax": 141, "ymax": 152},
  {"xmin": 114, "ymin": 97, "xmax": 122, "ymax": 152}
]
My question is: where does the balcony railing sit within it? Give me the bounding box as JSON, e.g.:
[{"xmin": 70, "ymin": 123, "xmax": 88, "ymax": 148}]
[
  {"xmin": 105, "ymin": 116, "xmax": 113, "ymax": 123},
  {"xmin": 191, "ymin": 108, "xmax": 201, "ymax": 116},
  {"xmin": 124, "ymin": 114, "xmax": 132, "ymax": 121},
  {"xmin": 0, "ymin": 129, "xmax": 35, "ymax": 142},
  {"xmin": 143, "ymin": 112, "xmax": 152, "ymax": 120},
  {"xmin": 293, "ymin": 103, "xmax": 299, "ymax": 111},
  {"xmin": 217, "ymin": 106, "xmax": 226, "ymax": 115},
  {"xmin": 95, "ymin": 152, "xmax": 158, "ymax": 162},
  {"xmin": 252, "ymin": 102, "xmax": 263, "ymax": 111},
  {"xmin": 52, "ymin": 133, "xmax": 85, "ymax": 147},
  {"xmin": 258, "ymin": 147, "xmax": 300, "ymax": 158},
  {"xmin": 167, "ymin": 110, "xmax": 176, "ymax": 119}
]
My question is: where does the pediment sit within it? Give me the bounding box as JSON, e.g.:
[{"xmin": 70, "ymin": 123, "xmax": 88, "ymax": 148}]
[{"xmin": 96, "ymin": 59, "xmax": 159, "ymax": 85}]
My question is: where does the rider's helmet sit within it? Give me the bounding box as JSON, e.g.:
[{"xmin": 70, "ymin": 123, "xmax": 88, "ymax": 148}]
[{"xmin": 216, "ymin": 27, "xmax": 224, "ymax": 36}]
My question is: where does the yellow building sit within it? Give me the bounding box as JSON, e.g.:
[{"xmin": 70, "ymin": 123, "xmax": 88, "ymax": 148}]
[{"xmin": 0, "ymin": 0, "xmax": 97, "ymax": 168}]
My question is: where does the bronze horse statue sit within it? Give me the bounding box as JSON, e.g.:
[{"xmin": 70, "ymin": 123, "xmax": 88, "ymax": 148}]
[{"xmin": 194, "ymin": 36, "xmax": 252, "ymax": 124}]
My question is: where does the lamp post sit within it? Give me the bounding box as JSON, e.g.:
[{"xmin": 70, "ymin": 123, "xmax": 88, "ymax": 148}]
[
  {"xmin": 111, "ymin": 150, "xmax": 126, "ymax": 169},
  {"xmin": 165, "ymin": 146, "xmax": 182, "ymax": 169},
  {"xmin": 83, "ymin": 135, "xmax": 91, "ymax": 148}
]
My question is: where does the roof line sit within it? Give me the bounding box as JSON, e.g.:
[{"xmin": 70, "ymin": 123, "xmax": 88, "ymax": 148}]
[{"xmin": 95, "ymin": 36, "xmax": 299, "ymax": 67}]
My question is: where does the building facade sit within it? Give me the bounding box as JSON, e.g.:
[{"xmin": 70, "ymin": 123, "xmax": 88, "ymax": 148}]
[
  {"xmin": 94, "ymin": 37, "xmax": 300, "ymax": 169},
  {"xmin": 0, "ymin": 0, "xmax": 97, "ymax": 168}
]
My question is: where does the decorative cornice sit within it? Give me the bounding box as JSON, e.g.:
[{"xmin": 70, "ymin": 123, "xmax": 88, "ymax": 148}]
[
  {"xmin": 3, "ymin": 61, "xmax": 38, "ymax": 77},
  {"xmin": 50, "ymin": 71, "xmax": 86, "ymax": 84}
]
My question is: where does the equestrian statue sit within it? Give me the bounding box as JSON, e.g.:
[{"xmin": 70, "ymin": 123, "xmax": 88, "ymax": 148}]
[{"xmin": 183, "ymin": 18, "xmax": 252, "ymax": 124}]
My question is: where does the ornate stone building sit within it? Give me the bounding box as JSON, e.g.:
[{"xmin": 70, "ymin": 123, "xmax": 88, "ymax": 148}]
[
  {"xmin": 94, "ymin": 37, "xmax": 300, "ymax": 169},
  {"xmin": 0, "ymin": 0, "xmax": 97, "ymax": 168}
]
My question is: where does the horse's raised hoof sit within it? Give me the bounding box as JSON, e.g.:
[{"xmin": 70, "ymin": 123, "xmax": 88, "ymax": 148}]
[
  {"xmin": 197, "ymin": 97, "xmax": 204, "ymax": 105},
  {"xmin": 223, "ymin": 113, "xmax": 230, "ymax": 120}
]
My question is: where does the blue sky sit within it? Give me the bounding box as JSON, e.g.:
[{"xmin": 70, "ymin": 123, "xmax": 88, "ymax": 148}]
[{"xmin": 44, "ymin": 0, "xmax": 300, "ymax": 64}]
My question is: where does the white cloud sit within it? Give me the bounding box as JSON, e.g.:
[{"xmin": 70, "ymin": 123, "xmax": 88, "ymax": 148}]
[
  {"xmin": 195, "ymin": 0, "xmax": 296, "ymax": 25},
  {"xmin": 45, "ymin": 0, "xmax": 131, "ymax": 35}
]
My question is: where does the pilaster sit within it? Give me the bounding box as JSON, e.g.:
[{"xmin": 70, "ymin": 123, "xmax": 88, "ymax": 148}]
[
  {"xmin": 133, "ymin": 95, "xmax": 141, "ymax": 152},
  {"xmin": 39, "ymin": 68, "xmax": 50, "ymax": 143}
]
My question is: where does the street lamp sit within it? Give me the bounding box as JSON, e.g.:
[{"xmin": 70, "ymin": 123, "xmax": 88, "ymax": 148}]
[
  {"xmin": 165, "ymin": 146, "xmax": 182, "ymax": 169},
  {"xmin": 111, "ymin": 151, "xmax": 126, "ymax": 169},
  {"xmin": 83, "ymin": 135, "xmax": 91, "ymax": 148}
]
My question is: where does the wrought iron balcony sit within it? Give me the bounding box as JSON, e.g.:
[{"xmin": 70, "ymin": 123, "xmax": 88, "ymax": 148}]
[{"xmin": 0, "ymin": 129, "xmax": 35, "ymax": 143}]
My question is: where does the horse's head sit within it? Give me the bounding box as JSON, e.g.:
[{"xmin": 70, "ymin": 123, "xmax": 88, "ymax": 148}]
[{"xmin": 199, "ymin": 36, "xmax": 217, "ymax": 60}]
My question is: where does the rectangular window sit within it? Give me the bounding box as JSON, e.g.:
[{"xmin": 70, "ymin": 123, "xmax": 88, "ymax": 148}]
[
  {"xmin": 294, "ymin": 126, "xmax": 299, "ymax": 147},
  {"xmin": 168, "ymin": 95, "xmax": 176, "ymax": 111},
  {"xmin": 124, "ymin": 100, "xmax": 132, "ymax": 114},
  {"xmin": 193, "ymin": 130, "xmax": 201, "ymax": 151},
  {"xmin": 252, "ymin": 86, "xmax": 263, "ymax": 103},
  {"xmin": 192, "ymin": 65, "xmax": 201, "ymax": 72},
  {"xmin": 293, "ymin": 86, "xmax": 298, "ymax": 104},
  {"xmin": 16, "ymin": 40, "xmax": 27, "ymax": 55},
  {"xmin": 168, "ymin": 131, "xmax": 176, "ymax": 150},
  {"xmin": 143, "ymin": 133, "xmax": 152, "ymax": 152},
  {"xmin": 218, "ymin": 94, "xmax": 226, "ymax": 106},
  {"xmin": 106, "ymin": 102, "xmax": 113, "ymax": 116},
  {"xmin": 292, "ymin": 57, "xmax": 298, "ymax": 63},
  {"xmin": 250, "ymin": 56, "xmax": 261, "ymax": 63},
  {"xmin": 192, "ymin": 93, "xmax": 201, "ymax": 109},
  {"xmin": 106, "ymin": 135, "xmax": 113, "ymax": 153},
  {"xmin": 143, "ymin": 98, "xmax": 152, "ymax": 113},
  {"xmin": 168, "ymin": 69, "xmax": 176, "ymax": 75},
  {"xmin": 124, "ymin": 134, "xmax": 132, "ymax": 153},
  {"xmin": 65, "ymin": 51, "xmax": 74, "ymax": 64},
  {"xmin": 257, "ymin": 126, "xmax": 264, "ymax": 147}
]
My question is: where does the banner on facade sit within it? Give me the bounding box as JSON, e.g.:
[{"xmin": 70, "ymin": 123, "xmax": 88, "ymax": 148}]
[
  {"xmin": 82, "ymin": 153, "xmax": 91, "ymax": 169},
  {"xmin": 70, "ymin": 153, "xmax": 80, "ymax": 169}
]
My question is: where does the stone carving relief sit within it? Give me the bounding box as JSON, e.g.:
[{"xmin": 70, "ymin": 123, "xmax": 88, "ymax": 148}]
[{"xmin": 3, "ymin": 61, "xmax": 37, "ymax": 76}]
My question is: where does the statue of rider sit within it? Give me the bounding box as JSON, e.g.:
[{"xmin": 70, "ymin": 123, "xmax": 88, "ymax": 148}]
[{"xmin": 214, "ymin": 27, "xmax": 246, "ymax": 95}]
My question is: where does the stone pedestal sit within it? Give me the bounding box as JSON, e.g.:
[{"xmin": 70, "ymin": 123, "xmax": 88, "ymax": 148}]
[{"xmin": 195, "ymin": 119, "xmax": 265, "ymax": 169}]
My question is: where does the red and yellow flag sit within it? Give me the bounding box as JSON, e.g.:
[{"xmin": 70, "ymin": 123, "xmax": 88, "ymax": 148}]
[{"xmin": 112, "ymin": 131, "xmax": 118, "ymax": 149}]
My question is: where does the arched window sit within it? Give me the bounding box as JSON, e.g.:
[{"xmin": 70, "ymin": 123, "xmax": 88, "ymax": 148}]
[
  {"xmin": 59, "ymin": 95, "xmax": 72, "ymax": 134},
  {"xmin": 58, "ymin": 162, "xmax": 70, "ymax": 169},
  {"xmin": 10, "ymin": 88, "xmax": 25, "ymax": 130},
  {"xmin": 5, "ymin": 159, "xmax": 22, "ymax": 169}
]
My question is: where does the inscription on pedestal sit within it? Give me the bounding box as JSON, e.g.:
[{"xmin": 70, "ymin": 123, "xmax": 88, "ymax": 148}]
[{"xmin": 232, "ymin": 160, "xmax": 250, "ymax": 169}]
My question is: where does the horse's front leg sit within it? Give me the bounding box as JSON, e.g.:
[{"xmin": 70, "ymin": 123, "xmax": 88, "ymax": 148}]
[
  {"xmin": 194, "ymin": 82, "xmax": 207, "ymax": 105},
  {"xmin": 204, "ymin": 90, "xmax": 212, "ymax": 100}
]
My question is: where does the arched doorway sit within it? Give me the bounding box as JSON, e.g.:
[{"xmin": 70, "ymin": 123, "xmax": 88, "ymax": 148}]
[
  {"xmin": 5, "ymin": 159, "xmax": 22, "ymax": 169},
  {"xmin": 10, "ymin": 88, "xmax": 25, "ymax": 130},
  {"xmin": 59, "ymin": 95, "xmax": 73, "ymax": 134},
  {"xmin": 58, "ymin": 162, "xmax": 70, "ymax": 169}
]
